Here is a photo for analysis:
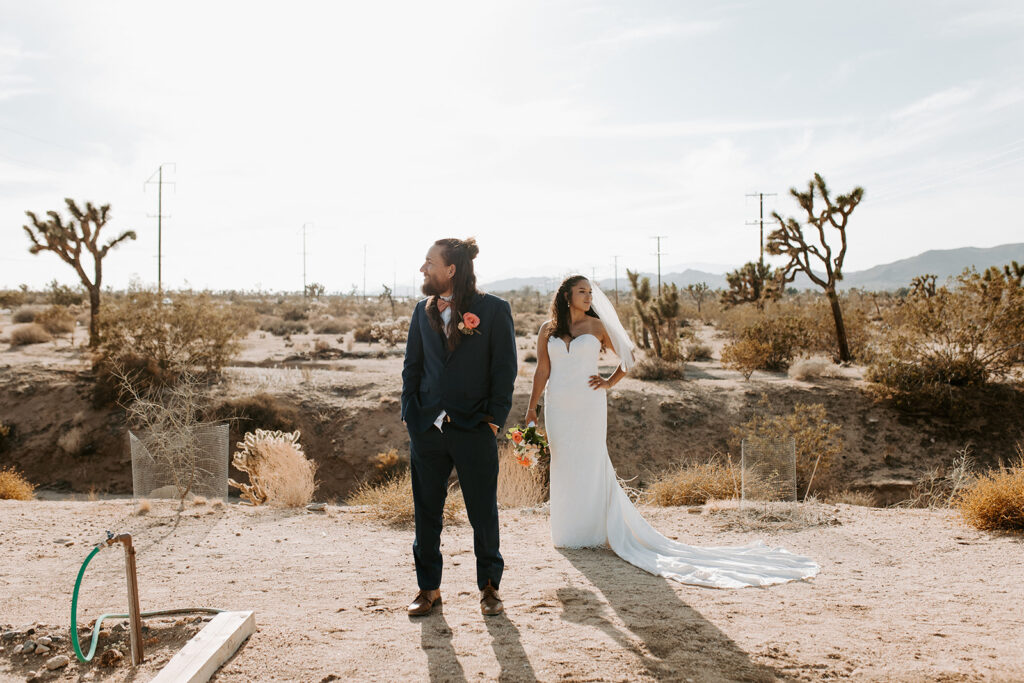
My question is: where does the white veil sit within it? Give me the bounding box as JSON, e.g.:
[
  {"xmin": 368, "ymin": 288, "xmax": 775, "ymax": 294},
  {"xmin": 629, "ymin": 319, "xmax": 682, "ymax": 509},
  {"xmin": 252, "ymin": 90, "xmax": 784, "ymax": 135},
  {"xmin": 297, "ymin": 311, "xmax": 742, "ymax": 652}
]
[{"xmin": 590, "ymin": 282, "xmax": 636, "ymax": 371}]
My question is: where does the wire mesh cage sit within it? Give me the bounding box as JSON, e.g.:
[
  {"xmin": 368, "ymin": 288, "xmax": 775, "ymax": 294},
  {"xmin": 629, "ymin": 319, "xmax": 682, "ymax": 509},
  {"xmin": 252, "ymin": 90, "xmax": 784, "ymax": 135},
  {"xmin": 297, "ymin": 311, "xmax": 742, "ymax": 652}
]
[
  {"xmin": 741, "ymin": 436, "xmax": 797, "ymax": 503},
  {"xmin": 129, "ymin": 423, "xmax": 229, "ymax": 500}
]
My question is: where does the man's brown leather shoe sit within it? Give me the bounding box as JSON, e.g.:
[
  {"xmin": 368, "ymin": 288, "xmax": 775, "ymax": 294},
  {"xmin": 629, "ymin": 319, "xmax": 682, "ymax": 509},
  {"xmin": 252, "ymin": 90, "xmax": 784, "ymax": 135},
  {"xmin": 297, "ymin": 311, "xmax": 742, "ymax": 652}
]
[
  {"xmin": 480, "ymin": 581, "xmax": 503, "ymax": 616},
  {"xmin": 407, "ymin": 589, "xmax": 441, "ymax": 616}
]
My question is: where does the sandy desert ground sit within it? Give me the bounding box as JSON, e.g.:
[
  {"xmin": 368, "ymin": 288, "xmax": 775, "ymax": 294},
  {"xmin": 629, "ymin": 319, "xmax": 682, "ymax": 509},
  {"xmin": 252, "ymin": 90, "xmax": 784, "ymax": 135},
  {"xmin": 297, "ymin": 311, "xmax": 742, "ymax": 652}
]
[{"xmin": 1, "ymin": 498, "xmax": 1022, "ymax": 682}]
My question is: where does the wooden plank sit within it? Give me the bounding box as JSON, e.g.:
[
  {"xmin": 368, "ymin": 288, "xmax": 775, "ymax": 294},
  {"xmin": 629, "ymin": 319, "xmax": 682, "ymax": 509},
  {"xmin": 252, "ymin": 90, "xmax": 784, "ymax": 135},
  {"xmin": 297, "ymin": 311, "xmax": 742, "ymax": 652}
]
[{"xmin": 151, "ymin": 611, "xmax": 256, "ymax": 683}]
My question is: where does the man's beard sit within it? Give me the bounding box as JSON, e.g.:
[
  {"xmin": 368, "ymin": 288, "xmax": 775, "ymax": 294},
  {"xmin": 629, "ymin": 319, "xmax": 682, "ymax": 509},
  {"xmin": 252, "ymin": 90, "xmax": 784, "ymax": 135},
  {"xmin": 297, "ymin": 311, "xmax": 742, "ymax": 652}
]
[{"xmin": 421, "ymin": 276, "xmax": 449, "ymax": 297}]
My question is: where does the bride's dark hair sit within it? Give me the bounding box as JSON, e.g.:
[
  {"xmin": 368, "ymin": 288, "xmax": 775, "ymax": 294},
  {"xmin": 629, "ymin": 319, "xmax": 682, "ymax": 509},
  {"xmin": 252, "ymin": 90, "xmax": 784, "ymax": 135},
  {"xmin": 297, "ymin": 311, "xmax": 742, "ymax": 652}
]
[{"xmin": 550, "ymin": 275, "xmax": 599, "ymax": 341}]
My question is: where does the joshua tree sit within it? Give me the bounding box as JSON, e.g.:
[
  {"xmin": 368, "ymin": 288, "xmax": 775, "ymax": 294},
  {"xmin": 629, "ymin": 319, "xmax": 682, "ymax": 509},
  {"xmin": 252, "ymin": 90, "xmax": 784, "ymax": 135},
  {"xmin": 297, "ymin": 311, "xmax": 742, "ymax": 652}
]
[
  {"xmin": 685, "ymin": 282, "xmax": 711, "ymax": 313},
  {"xmin": 380, "ymin": 283, "xmax": 396, "ymax": 317},
  {"xmin": 304, "ymin": 282, "xmax": 325, "ymax": 300},
  {"xmin": 721, "ymin": 261, "xmax": 781, "ymax": 308},
  {"xmin": 909, "ymin": 274, "xmax": 938, "ymax": 299},
  {"xmin": 627, "ymin": 270, "xmax": 683, "ymax": 360},
  {"xmin": 768, "ymin": 173, "xmax": 864, "ymax": 362},
  {"xmin": 23, "ymin": 199, "xmax": 135, "ymax": 347}
]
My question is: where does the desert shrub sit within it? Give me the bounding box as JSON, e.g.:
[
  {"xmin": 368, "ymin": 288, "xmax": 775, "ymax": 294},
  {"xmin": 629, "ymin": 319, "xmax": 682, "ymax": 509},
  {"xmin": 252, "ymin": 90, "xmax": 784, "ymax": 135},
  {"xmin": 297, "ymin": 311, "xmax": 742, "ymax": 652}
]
[
  {"xmin": 122, "ymin": 370, "xmax": 226, "ymax": 504},
  {"xmin": 12, "ymin": 306, "xmax": 38, "ymax": 323},
  {"xmin": 352, "ymin": 324, "xmax": 374, "ymax": 343},
  {"xmin": 0, "ymin": 467, "xmax": 35, "ymax": 500},
  {"xmin": 730, "ymin": 398, "xmax": 843, "ymax": 496},
  {"xmin": 954, "ymin": 447, "xmax": 1024, "ymax": 531},
  {"xmin": 721, "ymin": 339, "xmax": 771, "ymax": 380},
  {"xmin": 370, "ymin": 317, "xmax": 410, "ymax": 347},
  {"xmin": 631, "ymin": 353, "xmax": 686, "ymax": 381},
  {"xmin": 229, "ymin": 429, "xmax": 317, "ymax": 507},
  {"xmin": 736, "ymin": 315, "xmax": 810, "ymax": 371},
  {"xmin": 9, "ymin": 323, "xmax": 52, "ymax": 346},
  {"xmin": 902, "ymin": 450, "xmax": 976, "ymax": 509},
  {"xmin": 310, "ymin": 316, "xmax": 349, "ymax": 335},
  {"xmin": 261, "ymin": 316, "xmax": 307, "ymax": 336},
  {"xmin": 867, "ymin": 267, "xmax": 1024, "ymax": 418},
  {"xmin": 524, "ymin": 352, "xmax": 537, "ymax": 363},
  {"xmin": 646, "ymin": 459, "xmax": 740, "ymax": 506},
  {"xmin": 0, "ymin": 421, "xmax": 10, "ymax": 450},
  {"xmin": 0, "ymin": 288, "xmax": 27, "ymax": 308},
  {"xmin": 788, "ymin": 356, "xmax": 844, "ymax": 381},
  {"xmin": 48, "ymin": 280, "xmax": 85, "ymax": 306},
  {"xmin": 347, "ymin": 469, "xmax": 464, "ymax": 526},
  {"xmin": 497, "ymin": 443, "xmax": 547, "ymax": 507},
  {"xmin": 94, "ymin": 289, "xmax": 247, "ymax": 401},
  {"xmin": 685, "ymin": 342, "xmax": 713, "ymax": 361},
  {"xmin": 36, "ymin": 306, "xmax": 76, "ymax": 335},
  {"xmin": 280, "ymin": 306, "xmax": 308, "ymax": 322}
]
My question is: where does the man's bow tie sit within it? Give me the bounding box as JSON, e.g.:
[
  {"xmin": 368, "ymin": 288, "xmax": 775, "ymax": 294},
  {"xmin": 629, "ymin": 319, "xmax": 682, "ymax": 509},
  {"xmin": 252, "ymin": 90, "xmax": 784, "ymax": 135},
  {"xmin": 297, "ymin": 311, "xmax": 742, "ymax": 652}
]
[{"xmin": 436, "ymin": 297, "xmax": 451, "ymax": 313}]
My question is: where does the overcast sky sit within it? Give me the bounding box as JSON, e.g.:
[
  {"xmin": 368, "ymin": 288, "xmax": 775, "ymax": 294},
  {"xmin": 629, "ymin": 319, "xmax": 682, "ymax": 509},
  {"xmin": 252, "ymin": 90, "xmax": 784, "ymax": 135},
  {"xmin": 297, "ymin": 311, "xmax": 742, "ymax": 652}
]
[{"xmin": 1, "ymin": 1, "xmax": 1022, "ymax": 295}]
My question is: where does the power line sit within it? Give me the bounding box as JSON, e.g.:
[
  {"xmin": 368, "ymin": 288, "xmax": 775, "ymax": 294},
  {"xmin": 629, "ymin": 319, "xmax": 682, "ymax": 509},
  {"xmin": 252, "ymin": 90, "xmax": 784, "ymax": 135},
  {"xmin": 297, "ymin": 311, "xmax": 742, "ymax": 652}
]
[
  {"xmin": 746, "ymin": 192, "xmax": 777, "ymax": 268},
  {"xmin": 612, "ymin": 255, "xmax": 620, "ymax": 305},
  {"xmin": 651, "ymin": 236, "xmax": 667, "ymax": 296},
  {"xmin": 301, "ymin": 223, "xmax": 313, "ymax": 298},
  {"xmin": 144, "ymin": 163, "xmax": 176, "ymax": 296}
]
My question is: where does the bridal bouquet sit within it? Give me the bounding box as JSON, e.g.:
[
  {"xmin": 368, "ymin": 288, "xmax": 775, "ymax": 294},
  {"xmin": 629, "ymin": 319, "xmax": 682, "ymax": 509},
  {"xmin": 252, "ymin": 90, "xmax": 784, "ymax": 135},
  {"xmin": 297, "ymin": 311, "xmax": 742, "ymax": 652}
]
[{"xmin": 505, "ymin": 423, "xmax": 550, "ymax": 468}]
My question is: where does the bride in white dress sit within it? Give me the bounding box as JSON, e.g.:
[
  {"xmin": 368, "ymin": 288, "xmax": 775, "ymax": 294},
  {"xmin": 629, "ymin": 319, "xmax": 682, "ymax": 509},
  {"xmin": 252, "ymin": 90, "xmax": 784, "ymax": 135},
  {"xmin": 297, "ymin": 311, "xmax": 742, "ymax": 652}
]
[{"xmin": 525, "ymin": 275, "xmax": 818, "ymax": 589}]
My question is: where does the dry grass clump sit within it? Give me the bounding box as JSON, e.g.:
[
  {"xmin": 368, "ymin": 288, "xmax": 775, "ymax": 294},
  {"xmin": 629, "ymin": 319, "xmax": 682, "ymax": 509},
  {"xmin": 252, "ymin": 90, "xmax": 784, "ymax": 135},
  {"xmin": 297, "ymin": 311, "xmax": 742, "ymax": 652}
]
[
  {"xmin": 826, "ymin": 489, "xmax": 876, "ymax": 506},
  {"xmin": 36, "ymin": 305, "xmax": 75, "ymax": 335},
  {"xmin": 631, "ymin": 356, "xmax": 686, "ymax": 381},
  {"xmin": 135, "ymin": 499, "xmax": 152, "ymax": 515},
  {"xmin": 789, "ymin": 356, "xmax": 844, "ymax": 381},
  {"xmin": 646, "ymin": 459, "xmax": 740, "ymax": 506},
  {"xmin": 9, "ymin": 323, "xmax": 52, "ymax": 346},
  {"xmin": 954, "ymin": 445, "xmax": 1024, "ymax": 531},
  {"xmin": 12, "ymin": 306, "xmax": 38, "ymax": 323},
  {"xmin": 310, "ymin": 315, "xmax": 349, "ymax": 335},
  {"xmin": 685, "ymin": 342, "xmax": 713, "ymax": 361},
  {"xmin": 0, "ymin": 466, "xmax": 35, "ymax": 500},
  {"xmin": 347, "ymin": 470, "xmax": 465, "ymax": 526},
  {"xmin": 497, "ymin": 443, "xmax": 547, "ymax": 508},
  {"xmin": 900, "ymin": 448, "xmax": 975, "ymax": 509},
  {"xmin": 229, "ymin": 429, "xmax": 318, "ymax": 507}
]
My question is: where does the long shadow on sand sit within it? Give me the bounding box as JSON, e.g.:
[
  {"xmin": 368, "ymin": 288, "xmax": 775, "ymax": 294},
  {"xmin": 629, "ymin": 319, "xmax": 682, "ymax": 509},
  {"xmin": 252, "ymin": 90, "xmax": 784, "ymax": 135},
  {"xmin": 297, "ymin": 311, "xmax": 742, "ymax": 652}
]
[
  {"xmin": 558, "ymin": 548, "xmax": 784, "ymax": 682},
  {"xmin": 415, "ymin": 605, "xmax": 468, "ymax": 683}
]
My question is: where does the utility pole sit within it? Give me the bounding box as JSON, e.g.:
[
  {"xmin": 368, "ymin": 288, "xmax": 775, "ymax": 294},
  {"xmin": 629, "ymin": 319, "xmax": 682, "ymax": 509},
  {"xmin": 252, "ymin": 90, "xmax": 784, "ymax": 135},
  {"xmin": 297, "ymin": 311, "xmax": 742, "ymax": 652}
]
[
  {"xmin": 144, "ymin": 163, "xmax": 175, "ymax": 296},
  {"xmin": 651, "ymin": 236, "xmax": 667, "ymax": 296},
  {"xmin": 612, "ymin": 255, "xmax": 620, "ymax": 305},
  {"xmin": 362, "ymin": 244, "xmax": 367, "ymax": 301},
  {"xmin": 745, "ymin": 192, "xmax": 777, "ymax": 269},
  {"xmin": 301, "ymin": 223, "xmax": 312, "ymax": 298}
]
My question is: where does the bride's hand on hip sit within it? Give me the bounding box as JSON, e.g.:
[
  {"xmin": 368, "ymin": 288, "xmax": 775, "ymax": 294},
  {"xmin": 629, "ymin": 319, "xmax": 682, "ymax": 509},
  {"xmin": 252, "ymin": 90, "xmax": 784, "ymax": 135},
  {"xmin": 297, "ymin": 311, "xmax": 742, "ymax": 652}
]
[{"xmin": 588, "ymin": 374, "xmax": 610, "ymax": 390}]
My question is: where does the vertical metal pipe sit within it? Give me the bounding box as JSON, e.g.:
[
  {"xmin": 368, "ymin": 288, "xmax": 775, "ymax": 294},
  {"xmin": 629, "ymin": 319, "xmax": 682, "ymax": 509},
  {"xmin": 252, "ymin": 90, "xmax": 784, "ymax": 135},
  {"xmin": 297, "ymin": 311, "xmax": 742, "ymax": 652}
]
[{"xmin": 120, "ymin": 536, "xmax": 145, "ymax": 665}]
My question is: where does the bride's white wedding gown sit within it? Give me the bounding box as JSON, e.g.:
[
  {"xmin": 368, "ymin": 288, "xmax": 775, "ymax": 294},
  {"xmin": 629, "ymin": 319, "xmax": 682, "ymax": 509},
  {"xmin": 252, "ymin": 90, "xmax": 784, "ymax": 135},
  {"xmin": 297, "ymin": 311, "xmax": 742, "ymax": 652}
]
[{"xmin": 544, "ymin": 333, "xmax": 819, "ymax": 588}]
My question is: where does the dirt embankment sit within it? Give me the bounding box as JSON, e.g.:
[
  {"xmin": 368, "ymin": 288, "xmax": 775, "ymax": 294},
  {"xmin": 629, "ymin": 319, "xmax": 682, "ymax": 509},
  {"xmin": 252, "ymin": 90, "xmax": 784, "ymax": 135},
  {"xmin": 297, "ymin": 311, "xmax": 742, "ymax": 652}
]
[{"xmin": 2, "ymin": 355, "xmax": 1023, "ymax": 502}]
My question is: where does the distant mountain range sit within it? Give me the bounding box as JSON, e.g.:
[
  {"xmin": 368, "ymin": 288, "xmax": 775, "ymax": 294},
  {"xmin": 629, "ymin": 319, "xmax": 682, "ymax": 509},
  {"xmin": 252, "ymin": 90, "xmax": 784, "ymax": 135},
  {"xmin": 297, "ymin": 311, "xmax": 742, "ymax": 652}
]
[{"xmin": 482, "ymin": 243, "xmax": 1024, "ymax": 293}]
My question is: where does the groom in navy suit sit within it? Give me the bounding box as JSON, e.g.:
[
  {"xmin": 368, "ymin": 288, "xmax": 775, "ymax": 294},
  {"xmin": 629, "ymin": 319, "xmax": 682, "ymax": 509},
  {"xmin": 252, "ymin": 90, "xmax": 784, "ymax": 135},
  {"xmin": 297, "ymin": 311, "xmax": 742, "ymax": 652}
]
[{"xmin": 401, "ymin": 237, "xmax": 517, "ymax": 617}]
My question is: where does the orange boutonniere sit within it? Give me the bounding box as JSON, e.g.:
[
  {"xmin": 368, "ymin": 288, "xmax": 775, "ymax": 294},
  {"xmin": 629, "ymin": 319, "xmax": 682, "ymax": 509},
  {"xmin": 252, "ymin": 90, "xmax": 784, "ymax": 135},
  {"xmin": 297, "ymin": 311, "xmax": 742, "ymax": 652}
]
[{"xmin": 457, "ymin": 312, "xmax": 480, "ymax": 336}]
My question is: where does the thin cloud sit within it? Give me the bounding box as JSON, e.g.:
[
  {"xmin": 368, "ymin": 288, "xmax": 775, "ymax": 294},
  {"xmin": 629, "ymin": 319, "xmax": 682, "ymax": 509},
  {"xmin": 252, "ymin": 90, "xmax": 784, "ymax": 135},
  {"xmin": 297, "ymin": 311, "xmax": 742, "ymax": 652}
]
[
  {"xmin": 891, "ymin": 86, "xmax": 977, "ymax": 120},
  {"xmin": 587, "ymin": 20, "xmax": 721, "ymax": 47}
]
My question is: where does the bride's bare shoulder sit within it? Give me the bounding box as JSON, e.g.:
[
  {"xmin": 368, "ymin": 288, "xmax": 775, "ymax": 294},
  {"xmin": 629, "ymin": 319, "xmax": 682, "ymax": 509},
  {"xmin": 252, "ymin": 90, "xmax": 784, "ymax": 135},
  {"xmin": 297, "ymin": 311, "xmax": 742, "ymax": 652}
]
[
  {"xmin": 538, "ymin": 320, "xmax": 554, "ymax": 338},
  {"xmin": 587, "ymin": 318, "xmax": 607, "ymax": 336}
]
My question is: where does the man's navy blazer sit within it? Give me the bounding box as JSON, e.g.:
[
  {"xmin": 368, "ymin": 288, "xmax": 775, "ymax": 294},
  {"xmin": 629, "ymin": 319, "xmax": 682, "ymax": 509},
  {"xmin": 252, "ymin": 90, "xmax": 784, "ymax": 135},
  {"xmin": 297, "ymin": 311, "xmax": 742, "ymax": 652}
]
[{"xmin": 401, "ymin": 292, "xmax": 517, "ymax": 434}]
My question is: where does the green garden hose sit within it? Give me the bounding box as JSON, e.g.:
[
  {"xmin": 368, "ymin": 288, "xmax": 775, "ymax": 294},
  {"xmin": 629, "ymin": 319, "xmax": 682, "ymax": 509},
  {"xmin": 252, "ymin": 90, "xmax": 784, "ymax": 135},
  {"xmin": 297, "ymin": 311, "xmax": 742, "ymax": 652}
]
[{"xmin": 71, "ymin": 540, "xmax": 224, "ymax": 663}]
